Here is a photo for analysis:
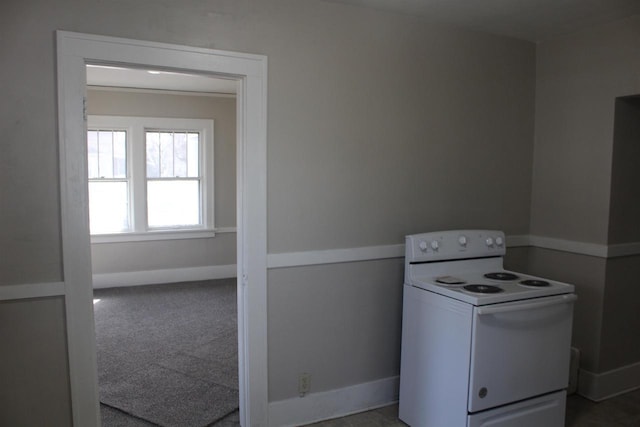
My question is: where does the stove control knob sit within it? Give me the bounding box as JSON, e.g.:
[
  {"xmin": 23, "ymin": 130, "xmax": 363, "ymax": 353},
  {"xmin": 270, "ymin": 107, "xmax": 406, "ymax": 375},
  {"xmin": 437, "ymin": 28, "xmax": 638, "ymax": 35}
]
[
  {"xmin": 458, "ymin": 235, "xmax": 468, "ymax": 246},
  {"xmin": 496, "ymin": 236, "xmax": 504, "ymax": 247},
  {"xmin": 431, "ymin": 240, "xmax": 440, "ymax": 251},
  {"xmin": 418, "ymin": 241, "xmax": 428, "ymax": 252},
  {"xmin": 485, "ymin": 237, "xmax": 494, "ymax": 247}
]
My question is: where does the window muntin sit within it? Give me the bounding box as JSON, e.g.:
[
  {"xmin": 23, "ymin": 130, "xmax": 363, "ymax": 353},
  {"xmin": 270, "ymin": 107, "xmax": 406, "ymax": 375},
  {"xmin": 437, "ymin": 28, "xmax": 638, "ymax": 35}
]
[
  {"xmin": 146, "ymin": 131, "xmax": 199, "ymax": 178},
  {"xmin": 87, "ymin": 116, "xmax": 214, "ymax": 240}
]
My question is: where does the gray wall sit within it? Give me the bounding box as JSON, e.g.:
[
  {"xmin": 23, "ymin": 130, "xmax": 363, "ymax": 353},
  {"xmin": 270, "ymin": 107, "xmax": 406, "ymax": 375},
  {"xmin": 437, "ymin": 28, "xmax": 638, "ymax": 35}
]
[
  {"xmin": 601, "ymin": 256, "xmax": 640, "ymax": 372},
  {"xmin": 1, "ymin": 0, "xmax": 536, "ymax": 421},
  {"xmin": 595, "ymin": 97, "xmax": 640, "ymax": 373},
  {"xmin": 268, "ymin": 259, "xmax": 404, "ymax": 401},
  {"xmin": 596, "ymin": 97, "xmax": 640, "ymax": 372},
  {"xmin": 532, "ymin": 16, "xmax": 640, "ymax": 375},
  {"xmin": 86, "ymin": 89, "xmax": 237, "ymax": 274},
  {"xmin": 609, "ymin": 96, "xmax": 640, "ymax": 245},
  {"xmin": 0, "ymin": 297, "xmax": 72, "ymax": 425},
  {"xmin": 532, "ymin": 16, "xmax": 640, "ymax": 245},
  {"xmin": 522, "ymin": 248, "xmax": 607, "ymax": 371},
  {"xmin": 267, "ymin": 19, "xmax": 535, "ymax": 253}
]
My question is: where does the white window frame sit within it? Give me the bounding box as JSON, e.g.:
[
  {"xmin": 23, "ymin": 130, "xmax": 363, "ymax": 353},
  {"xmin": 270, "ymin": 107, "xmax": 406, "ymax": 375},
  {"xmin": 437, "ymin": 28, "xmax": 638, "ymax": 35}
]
[{"xmin": 87, "ymin": 115, "xmax": 215, "ymax": 243}]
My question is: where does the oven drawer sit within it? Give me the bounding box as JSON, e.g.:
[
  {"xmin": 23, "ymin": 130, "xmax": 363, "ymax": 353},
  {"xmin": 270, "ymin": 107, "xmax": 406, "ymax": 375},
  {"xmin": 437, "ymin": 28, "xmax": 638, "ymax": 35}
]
[
  {"xmin": 468, "ymin": 294, "xmax": 575, "ymax": 413},
  {"xmin": 468, "ymin": 391, "xmax": 566, "ymax": 427}
]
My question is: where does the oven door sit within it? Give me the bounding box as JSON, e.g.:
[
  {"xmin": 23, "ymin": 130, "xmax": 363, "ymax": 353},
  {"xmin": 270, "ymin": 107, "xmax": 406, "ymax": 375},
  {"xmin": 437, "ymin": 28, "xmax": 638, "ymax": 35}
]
[{"xmin": 468, "ymin": 294, "xmax": 576, "ymax": 413}]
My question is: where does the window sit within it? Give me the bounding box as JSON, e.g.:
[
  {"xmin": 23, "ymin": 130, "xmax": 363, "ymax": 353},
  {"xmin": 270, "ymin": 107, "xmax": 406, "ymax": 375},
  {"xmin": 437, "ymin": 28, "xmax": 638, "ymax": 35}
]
[
  {"xmin": 87, "ymin": 116, "xmax": 214, "ymax": 242},
  {"xmin": 146, "ymin": 130, "xmax": 201, "ymax": 228},
  {"xmin": 88, "ymin": 129, "xmax": 129, "ymax": 233}
]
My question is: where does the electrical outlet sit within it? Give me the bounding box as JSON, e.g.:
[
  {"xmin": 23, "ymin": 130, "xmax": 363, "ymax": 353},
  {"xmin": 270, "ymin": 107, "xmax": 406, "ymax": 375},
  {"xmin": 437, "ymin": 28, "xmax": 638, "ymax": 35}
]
[{"xmin": 298, "ymin": 372, "xmax": 311, "ymax": 397}]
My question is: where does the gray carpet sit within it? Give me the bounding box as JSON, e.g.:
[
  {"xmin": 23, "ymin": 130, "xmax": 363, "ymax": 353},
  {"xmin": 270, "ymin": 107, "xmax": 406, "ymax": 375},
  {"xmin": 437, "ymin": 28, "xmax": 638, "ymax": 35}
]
[{"xmin": 94, "ymin": 279, "xmax": 239, "ymax": 427}]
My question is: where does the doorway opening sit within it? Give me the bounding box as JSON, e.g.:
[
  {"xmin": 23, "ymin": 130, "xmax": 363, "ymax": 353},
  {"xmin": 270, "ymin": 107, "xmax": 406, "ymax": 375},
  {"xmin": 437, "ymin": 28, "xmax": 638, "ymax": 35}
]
[
  {"xmin": 85, "ymin": 65, "xmax": 241, "ymax": 425},
  {"xmin": 56, "ymin": 32, "xmax": 268, "ymax": 426}
]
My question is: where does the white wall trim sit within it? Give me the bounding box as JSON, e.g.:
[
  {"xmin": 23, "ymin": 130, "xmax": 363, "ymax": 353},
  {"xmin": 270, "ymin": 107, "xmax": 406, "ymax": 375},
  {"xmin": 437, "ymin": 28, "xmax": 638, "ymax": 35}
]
[
  {"xmin": 607, "ymin": 241, "xmax": 640, "ymax": 258},
  {"xmin": 215, "ymin": 226, "xmax": 238, "ymax": 233},
  {"xmin": 92, "ymin": 265, "xmax": 237, "ymax": 288},
  {"xmin": 0, "ymin": 282, "xmax": 66, "ymax": 301},
  {"xmin": 268, "ymin": 376, "xmax": 399, "ymax": 427},
  {"xmin": 265, "ymin": 235, "xmax": 640, "ymax": 270},
  {"xmin": 88, "ymin": 85, "xmax": 236, "ymax": 98},
  {"xmin": 91, "ymin": 229, "xmax": 217, "ymax": 244},
  {"xmin": 505, "ymin": 234, "xmax": 530, "ymax": 247},
  {"xmin": 528, "ymin": 235, "xmax": 608, "ymax": 258},
  {"xmin": 578, "ymin": 362, "xmax": 640, "ymax": 401},
  {"xmin": 267, "ymin": 244, "xmax": 404, "ymax": 269},
  {"xmin": 527, "ymin": 235, "xmax": 640, "ymax": 258}
]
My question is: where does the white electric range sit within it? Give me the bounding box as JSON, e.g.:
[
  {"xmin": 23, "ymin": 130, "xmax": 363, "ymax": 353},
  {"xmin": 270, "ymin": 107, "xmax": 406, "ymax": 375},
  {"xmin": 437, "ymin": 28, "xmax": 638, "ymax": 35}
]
[{"xmin": 399, "ymin": 230, "xmax": 576, "ymax": 427}]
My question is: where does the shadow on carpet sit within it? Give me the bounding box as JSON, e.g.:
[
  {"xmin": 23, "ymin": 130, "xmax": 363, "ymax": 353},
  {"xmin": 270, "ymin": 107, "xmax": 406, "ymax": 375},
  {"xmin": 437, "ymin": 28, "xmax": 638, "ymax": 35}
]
[{"xmin": 94, "ymin": 279, "xmax": 239, "ymax": 427}]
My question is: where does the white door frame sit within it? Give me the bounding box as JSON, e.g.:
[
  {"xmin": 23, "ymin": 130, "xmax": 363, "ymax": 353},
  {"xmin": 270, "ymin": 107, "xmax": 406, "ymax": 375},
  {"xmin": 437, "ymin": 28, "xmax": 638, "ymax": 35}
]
[{"xmin": 56, "ymin": 31, "xmax": 268, "ymax": 426}]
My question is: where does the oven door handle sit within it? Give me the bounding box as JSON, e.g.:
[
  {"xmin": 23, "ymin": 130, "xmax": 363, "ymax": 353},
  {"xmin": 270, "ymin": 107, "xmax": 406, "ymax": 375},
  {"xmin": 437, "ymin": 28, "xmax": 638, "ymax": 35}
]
[{"xmin": 476, "ymin": 294, "xmax": 577, "ymax": 315}]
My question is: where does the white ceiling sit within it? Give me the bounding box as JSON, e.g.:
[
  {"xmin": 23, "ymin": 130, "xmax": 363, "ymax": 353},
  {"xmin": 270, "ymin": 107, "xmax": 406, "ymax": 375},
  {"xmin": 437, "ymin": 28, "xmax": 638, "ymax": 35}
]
[
  {"xmin": 86, "ymin": 65, "xmax": 237, "ymax": 94},
  {"xmin": 325, "ymin": 0, "xmax": 640, "ymax": 42}
]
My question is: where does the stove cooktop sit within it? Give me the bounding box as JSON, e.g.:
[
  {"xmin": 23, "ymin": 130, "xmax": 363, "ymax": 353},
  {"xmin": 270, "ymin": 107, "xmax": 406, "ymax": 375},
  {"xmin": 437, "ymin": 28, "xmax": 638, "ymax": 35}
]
[{"xmin": 410, "ymin": 270, "xmax": 574, "ymax": 305}]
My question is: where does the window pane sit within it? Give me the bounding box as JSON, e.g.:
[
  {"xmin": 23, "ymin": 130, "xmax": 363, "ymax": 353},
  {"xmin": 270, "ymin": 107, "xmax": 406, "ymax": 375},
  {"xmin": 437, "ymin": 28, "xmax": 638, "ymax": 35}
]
[
  {"xmin": 98, "ymin": 131, "xmax": 113, "ymax": 178},
  {"xmin": 88, "ymin": 131, "xmax": 99, "ymax": 178},
  {"xmin": 146, "ymin": 132, "xmax": 160, "ymax": 178},
  {"xmin": 174, "ymin": 132, "xmax": 187, "ymax": 177},
  {"xmin": 89, "ymin": 181, "xmax": 129, "ymax": 233},
  {"xmin": 147, "ymin": 180, "xmax": 200, "ymax": 228},
  {"xmin": 113, "ymin": 131, "xmax": 127, "ymax": 178},
  {"xmin": 187, "ymin": 133, "xmax": 199, "ymax": 177},
  {"xmin": 160, "ymin": 132, "xmax": 174, "ymax": 177}
]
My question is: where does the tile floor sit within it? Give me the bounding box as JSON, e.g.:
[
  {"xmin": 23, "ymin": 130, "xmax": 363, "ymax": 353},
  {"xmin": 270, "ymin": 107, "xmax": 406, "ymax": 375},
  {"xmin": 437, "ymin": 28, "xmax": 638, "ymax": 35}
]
[
  {"xmin": 100, "ymin": 405, "xmax": 240, "ymax": 426},
  {"xmin": 305, "ymin": 388, "xmax": 640, "ymax": 427},
  {"xmin": 565, "ymin": 388, "xmax": 640, "ymax": 427}
]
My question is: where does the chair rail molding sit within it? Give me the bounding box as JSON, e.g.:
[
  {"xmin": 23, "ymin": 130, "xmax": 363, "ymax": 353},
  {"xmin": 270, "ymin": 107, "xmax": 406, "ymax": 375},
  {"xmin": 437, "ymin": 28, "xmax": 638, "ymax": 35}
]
[{"xmin": 0, "ymin": 282, "xmax": 66, "ymax": 301}]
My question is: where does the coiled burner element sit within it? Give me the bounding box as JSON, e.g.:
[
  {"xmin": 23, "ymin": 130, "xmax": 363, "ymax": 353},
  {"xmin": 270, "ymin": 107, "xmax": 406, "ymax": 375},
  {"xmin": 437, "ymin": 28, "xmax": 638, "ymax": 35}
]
[
  {"xmin": 520, "ymin": 279, "xmax": 550, "ymax": 287},
  {"xmin": 463, "ymin": 284, "xmax": 503, "ymax": 294},
  {"xmin": 484, "ymin": 272, "xmax": 519, "ymax": 281}
]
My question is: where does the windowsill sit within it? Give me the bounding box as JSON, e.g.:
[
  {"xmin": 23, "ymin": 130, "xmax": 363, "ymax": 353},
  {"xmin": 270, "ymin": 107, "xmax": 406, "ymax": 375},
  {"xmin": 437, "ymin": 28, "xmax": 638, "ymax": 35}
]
[{"xmin": 90, "ymin": 227, "xmax": 236, "ymax": 244}]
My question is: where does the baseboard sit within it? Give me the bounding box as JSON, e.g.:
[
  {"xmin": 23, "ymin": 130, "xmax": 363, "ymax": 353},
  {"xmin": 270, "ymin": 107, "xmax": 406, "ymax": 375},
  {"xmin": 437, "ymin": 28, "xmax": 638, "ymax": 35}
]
[
  {"xmin": 578, "ymin": 361, "xmax": 640, "ymax": 401},
  {"xmin": 268, "ymin": 376, "xmax": 399, "ymax": 427},
  {"xmin": 92, "ymin": 264, "xmax": 237, "ymax": 288}
]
